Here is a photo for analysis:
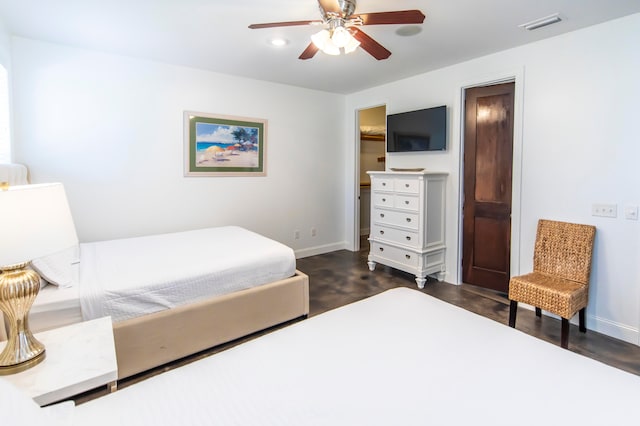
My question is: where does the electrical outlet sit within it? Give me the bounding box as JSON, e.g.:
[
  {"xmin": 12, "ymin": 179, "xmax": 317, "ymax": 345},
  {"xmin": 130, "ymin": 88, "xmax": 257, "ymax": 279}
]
[
  {"xmin": 592, "ymin": 203, "xmax": 617, "ymax": 218},
  {"xmin": 624, "ymin": 205, "xmax": 638, "ymax": 221},
  {"xmin": 311, "ymin": 227, "xmax": 317, "ymax": 237},
  {"xmin": 294, "ymin": 230, "xmax": 300, "ymax": 240}
]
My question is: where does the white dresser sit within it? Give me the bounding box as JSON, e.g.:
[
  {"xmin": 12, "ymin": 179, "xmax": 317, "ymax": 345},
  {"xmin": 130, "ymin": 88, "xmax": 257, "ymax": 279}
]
[{"xmin": 367, "ymin": 171, "xmax": 447, "ymax": 288}]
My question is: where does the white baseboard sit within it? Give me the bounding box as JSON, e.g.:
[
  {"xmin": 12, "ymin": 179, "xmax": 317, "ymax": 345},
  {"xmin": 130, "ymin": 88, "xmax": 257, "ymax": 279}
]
[
  {"xmin": 294, "ymin": 241, "xmax": 348, "ymax": 259},
  {"xmin": 588, "ymin": 315, "xmax": 639, "ymax": 346},
  {"xmin": 508, "ymin": 302, "xmax": 639, "ymax": 346}
]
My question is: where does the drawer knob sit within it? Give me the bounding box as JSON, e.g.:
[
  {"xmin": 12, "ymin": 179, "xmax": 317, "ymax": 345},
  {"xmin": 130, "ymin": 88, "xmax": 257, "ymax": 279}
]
[
  {"xmin": 405, "ymin": 200, "xmax": 409, "ymax": 205},
  {"xmin": 382, "ymin": 182, "xmax": 386, "ymax": 186},
  {"xmin": 379, "ymin": 247, "xmax": 384, "ymax": 252},
  {"xmin": 405, "ymin": 184, "xmax": 409, "ymax": 188},
  {"xmin": 380, "ymin": 213, "xmax": 385, "ymax": 218},
  {"xmin": 382, "ymin": 198, "xmax": 386, "ymax": 202},
  {"xmin": 405, "ymin": 254, "xmax": 411, "ymax": 260},
  {"xmin": 379, "ymin": 230, "xmax": 385, "ymax": 235},
  {"xmin": 406, "ymin": 236, "xmax": 411, "ymax": 241},
  {"xmin": 406, "ymin": 217, "xmax": 412, "ymax": 222}
]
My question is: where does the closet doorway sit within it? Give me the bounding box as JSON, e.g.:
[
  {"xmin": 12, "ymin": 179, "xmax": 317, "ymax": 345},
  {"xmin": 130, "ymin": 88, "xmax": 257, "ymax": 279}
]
[{"xmin": 357, "ymin": 105, "xmax": 386, "ymax": 251}]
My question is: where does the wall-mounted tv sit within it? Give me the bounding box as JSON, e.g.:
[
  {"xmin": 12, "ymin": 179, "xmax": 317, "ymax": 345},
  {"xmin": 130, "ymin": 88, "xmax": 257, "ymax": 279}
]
[{"xmin": 386, "ymin": 105, "xmax": 447, "ymax": 152}]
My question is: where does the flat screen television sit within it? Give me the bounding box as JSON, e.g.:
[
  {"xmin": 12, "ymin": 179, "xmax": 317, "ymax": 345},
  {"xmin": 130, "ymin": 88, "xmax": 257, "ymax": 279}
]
[{"xmin": 386, "ymin": 105, "xmax": 447, "ymax": 152}]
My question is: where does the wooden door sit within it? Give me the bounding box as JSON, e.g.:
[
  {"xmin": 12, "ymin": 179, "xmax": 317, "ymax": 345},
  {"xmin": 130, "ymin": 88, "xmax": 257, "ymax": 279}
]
[{"xmin": 462, "ymin": 82, "xmax": 514, "ymax": 293}]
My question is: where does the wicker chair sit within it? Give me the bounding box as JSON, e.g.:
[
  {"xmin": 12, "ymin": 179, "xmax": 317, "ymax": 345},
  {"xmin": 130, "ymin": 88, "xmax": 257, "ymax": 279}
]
[{"xmin": 508, "ymin": 219, "xmax": 596, "ymax": 349}]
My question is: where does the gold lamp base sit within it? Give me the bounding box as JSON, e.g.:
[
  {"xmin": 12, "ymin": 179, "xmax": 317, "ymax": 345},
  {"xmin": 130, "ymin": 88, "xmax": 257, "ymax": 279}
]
[{"xmin": 0, "ymin": 262, "xmax": 46, "ymax": 375}]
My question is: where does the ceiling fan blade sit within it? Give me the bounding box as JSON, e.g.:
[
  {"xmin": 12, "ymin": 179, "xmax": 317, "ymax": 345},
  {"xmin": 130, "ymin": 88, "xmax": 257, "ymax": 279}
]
[
  {"xmin": 318, "ymin": 0, "xmax": 341, "ymax": 14},
  {"xmin": 351, "ymin": 28, "xmax": 391, "ymax": 60},
  {"xmin": 248, "ymin": 20, "xmax": 322, "ymax": 29},
  {"xmin": 355, "ymin": 10, "xmax": 426, "ymax": 26},
  {"xmin": 299, "ymin": 43, "xmax": 320, "ymax": 60}
]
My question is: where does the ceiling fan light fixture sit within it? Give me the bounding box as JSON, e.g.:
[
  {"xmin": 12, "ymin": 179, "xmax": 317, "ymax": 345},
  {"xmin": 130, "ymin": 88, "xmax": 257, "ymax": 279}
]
[
  {"xmin": 250, "ymin": 2, "xmax": 427, "ymax": 61},
  {"xmin": 322, "ymin": 38, "xmax": 341, "ymax": 55},
  {"xmin": 311, "ymin": 28, "xmax": 346, "ymax": 55},
  {"xmin": 311, "ymin": 25, "xmax": 359, "ymax": 56},
  {"xmin": 331, "ymin": 26, "xmax": 351, "ymax": 48},
  {"xmin": 344, "ymin": 35, "xmax": 360, "ymax": 54},
  {"xmin": 311, "ymin": 29, "xmax": 330, "ymax": 49}
]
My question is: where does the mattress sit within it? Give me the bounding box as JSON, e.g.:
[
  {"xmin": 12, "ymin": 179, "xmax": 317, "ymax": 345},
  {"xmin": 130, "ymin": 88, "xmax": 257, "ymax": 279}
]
[
  {"xmin": 72, "ymin": 287, "xmax": 640, "ymax": 425},
  {"xmin": 79, "ymin": 226, "xmax": 296, "ymax": 322},
  {"xmin": 28, "ymin": 226, "xmax": 296, "ymax": 327}
]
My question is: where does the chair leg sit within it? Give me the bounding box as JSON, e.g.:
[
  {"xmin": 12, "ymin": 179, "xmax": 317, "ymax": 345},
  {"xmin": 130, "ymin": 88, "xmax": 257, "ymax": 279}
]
[
  {"xmin": 561, "ymin": 318, "xmax": 570, "ymax": 349},
  {"xmin": 579, "ymin": 308, "xmax": 587, "ymax": 333},
  {"xmin": 508, "ymin": 300, "xmax": 517, "ymax": 328},
  {"xmin": 535, "ymin": 307, "xmax": 542, "ymax": 317}
]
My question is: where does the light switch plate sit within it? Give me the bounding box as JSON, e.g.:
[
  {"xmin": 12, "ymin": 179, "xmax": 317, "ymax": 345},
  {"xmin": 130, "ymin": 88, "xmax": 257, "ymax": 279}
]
[{"xmin": 624, "ymin": 205, "xmax": 638, "ymax": 220}]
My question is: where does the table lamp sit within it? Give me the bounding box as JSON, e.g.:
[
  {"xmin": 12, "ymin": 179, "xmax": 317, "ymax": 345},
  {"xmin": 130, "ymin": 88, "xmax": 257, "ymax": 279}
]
[{"xmin": 0, "ymin": 182, "xmax": 78, "ymax": 374}]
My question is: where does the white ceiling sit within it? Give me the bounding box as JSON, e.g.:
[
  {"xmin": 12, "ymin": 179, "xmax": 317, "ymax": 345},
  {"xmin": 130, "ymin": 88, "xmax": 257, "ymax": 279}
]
[{"xmin": 1, "ymin": 0, "xmax": 639, "ymax": 94}]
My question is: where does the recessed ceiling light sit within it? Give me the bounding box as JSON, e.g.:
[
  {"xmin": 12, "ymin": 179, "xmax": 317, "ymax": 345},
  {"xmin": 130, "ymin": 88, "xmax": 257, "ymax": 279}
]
[
  {"xmin": 395, "ymin": 25, "xmax": 422, "ymax": 37},
  {"xmin": 519, "ymin": 13, "xmax": 562, "ymax": 31},
  {"xmin": 269, "ymin": 38, "xmax": 289, "ymax": 47}
]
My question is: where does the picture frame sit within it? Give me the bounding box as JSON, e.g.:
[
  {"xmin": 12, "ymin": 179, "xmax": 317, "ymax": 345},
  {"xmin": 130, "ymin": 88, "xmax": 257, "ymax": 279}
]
[{"xmin": 184, "ymin": 111, "xmax": 267, "ymax": 177}]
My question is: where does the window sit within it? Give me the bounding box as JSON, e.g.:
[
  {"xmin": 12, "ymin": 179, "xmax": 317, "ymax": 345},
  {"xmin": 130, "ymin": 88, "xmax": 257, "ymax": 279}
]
[{"xmin": 0, "ymin": 65, "xmax": 10, "ymax": 163}]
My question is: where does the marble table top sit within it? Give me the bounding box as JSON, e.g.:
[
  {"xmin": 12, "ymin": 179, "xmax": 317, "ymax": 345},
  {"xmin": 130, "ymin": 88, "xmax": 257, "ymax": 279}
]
[{"xmin": 1, "ymin": 316, "xmax": 118, "ymax": 406}]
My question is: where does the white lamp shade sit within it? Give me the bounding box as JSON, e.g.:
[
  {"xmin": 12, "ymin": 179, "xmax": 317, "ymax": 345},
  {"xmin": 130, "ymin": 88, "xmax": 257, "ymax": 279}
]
[
  {"xmin": 311, "ymin": 27, "xmax": 359, "ymax": 56},
  {"xmin": 0, "ymin": 183, "xmax": 78, "ymax": 266},
  {"xmin": 344, "ymin": 35, "xmax": 361, "ymax": 54},
  {"xmin": 331, "ymin": 26, "xmax": 351, "ymax": 48},
  {"xmin": 311, "ymin": 29, "xmax": 330, "ymax": 50},
  {"xmin": 322, "ymin": 39, "xmax": 340, "ymax": 55}
]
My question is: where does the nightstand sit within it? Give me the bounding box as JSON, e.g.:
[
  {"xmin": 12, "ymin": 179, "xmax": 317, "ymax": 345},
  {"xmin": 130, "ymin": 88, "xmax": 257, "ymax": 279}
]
[{"xmin": 0, "ymin": 316, "xmax": 118, "ymax": 406}]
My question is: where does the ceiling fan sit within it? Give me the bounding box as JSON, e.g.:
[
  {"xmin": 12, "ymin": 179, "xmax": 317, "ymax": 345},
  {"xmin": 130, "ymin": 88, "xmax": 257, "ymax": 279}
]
[{"xmin": 248, "ymin": 0, "xmax": 425, "ymax": 60}]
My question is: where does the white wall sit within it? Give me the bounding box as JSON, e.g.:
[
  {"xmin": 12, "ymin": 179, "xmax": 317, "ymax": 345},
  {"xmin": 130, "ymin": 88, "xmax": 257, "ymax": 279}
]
[
  {"xmin": 0, "ymin": 17, "xmax": 10, "ymax": 70},
  {"xmin": 0, "ymin": 16, "xmax": 12, "ymax": 163},
  {"xmin": 10, "ymin": 37, "xmax": 348, "ymax": 257},
  {"xmin": 346, "ymin": 14, "xmax": 640, "ymax": 344}
]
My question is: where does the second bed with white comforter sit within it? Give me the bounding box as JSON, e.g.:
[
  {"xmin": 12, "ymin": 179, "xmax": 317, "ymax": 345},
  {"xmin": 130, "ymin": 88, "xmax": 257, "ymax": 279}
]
[
  {"xmin": 78, "ymin": 226, "xmax": 296, "ymax": 322},
  {"xmin": 31, "ymin": 226, "xmax": 296, "ymax": 326},
  {"xmin": 65, "ymin": 287, "xmax": 640, "ymax": 425}
]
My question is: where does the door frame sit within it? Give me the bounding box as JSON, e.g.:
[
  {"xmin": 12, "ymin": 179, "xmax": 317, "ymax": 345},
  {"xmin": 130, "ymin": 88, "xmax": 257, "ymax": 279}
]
[
  {"xmin": 353, "ymin": 103, "xmax": 387, "ymax": 253},
  {"xmin": 455, "ymin": 68, "xmax": 525, "ymax": 284}
]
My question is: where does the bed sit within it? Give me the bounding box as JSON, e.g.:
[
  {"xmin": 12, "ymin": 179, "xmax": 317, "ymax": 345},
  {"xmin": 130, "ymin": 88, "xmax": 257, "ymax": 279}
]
[
  {"xmin": 5, "ymin": 287, "xmax": 639, "ymax": 426},
  {"xmin": 22, "ymin": 226, "xmax": 309, "ymax": 380}
]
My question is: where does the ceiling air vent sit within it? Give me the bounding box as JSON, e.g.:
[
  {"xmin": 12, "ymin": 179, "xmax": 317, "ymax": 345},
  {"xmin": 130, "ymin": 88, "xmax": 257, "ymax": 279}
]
[{"xmin": 519, "ymin": 13, "xmax": 562, "ymax": 31}]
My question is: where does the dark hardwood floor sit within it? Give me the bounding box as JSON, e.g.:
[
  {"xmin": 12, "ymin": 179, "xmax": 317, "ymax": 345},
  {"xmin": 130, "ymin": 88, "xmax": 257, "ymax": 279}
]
[{"xmin": 76, "ymin": 240, "xmax": 640, "ymax": 404}]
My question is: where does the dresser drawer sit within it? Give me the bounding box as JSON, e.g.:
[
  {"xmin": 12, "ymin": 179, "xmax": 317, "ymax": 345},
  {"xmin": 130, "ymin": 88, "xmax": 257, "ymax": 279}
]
[
  {"xmin": 394, "ymin": 178, "xmax": 419, "ymax": 194},
  {"xmin": 372, "ymin": 208, "xmax": 419, "ymax": 230},
  {"xmin": 371, "ymin": 225, "xmax": 420, "ymax": 248},
  {"xmin": 373, "ymin": 193, "xmax": 418, "ymax": 211},
  {"xmin": 370, "ymin": 242, "xmax": 419, "ymax": 268},
  {"xmin": 372, "ymin": 192, "xmax": 394, "ymax": 208},
  {"xmin": 394, "ymin": 194, "xmax": 419, "ymax": 211},
  {"xmin": 372, "ymin": 177, "xmax": 394, "ymax": 191}
]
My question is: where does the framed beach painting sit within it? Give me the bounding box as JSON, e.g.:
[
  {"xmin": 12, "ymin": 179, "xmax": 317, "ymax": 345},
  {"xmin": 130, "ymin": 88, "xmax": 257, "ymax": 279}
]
[{"xmin": 184, "ymin": 111, "xmax": 267, "ymax": 177}]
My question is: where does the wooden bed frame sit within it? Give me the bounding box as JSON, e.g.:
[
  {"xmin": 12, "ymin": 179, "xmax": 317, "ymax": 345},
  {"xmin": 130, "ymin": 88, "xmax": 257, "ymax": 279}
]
[{"xmin": 113, "ymin": 270, "xmax": 309, "ymax": 379}]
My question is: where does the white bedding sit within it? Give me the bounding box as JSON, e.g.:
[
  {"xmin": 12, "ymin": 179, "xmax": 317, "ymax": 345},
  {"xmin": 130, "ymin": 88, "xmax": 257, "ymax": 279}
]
[
  {"xmin": 78, "ymin": 226, "xmax": 296, "ymax": 322},
  {"xmin": 28, "ymin": 226, "xmax": 296, "ymax": 328},
  {"xmin": 71, "ymin": 287, "xmax": 640, "ymax": 425}
]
